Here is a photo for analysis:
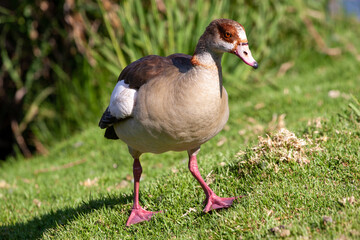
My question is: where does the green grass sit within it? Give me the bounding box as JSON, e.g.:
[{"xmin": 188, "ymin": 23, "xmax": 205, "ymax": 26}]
[{"xmin": 1, "ymin": 48, "xmax": 359, "ymax": 239}]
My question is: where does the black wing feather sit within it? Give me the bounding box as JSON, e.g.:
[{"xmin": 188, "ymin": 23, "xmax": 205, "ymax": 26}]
[
  {"xmin": 98, "ymin": 107, "xmax": 118, "ymax": 129},
  {"xmin": 104, "ymin": 126, "xmax": 119, "ymax": 139},
  {"xmin": 98, "ymin": 107, "xmax": 121, "ymax": 140}
]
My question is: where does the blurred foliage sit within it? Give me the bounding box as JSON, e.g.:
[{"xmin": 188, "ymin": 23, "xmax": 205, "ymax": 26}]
[
  {"xmin": 0, "ymin": 0, "xmax": 359, "ymax": 160},
  {"xmin": 1, "ymin": 0, "xmax": 73, "ymax": 158},
  {"xmin": 0, "ymin": 0, "xmax": 107, "ymax": 159}
]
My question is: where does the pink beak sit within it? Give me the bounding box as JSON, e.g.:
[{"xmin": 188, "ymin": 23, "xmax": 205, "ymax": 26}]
[{"xmin": 234, "ymin": 43, "xmax": 258, "ymax": 69}]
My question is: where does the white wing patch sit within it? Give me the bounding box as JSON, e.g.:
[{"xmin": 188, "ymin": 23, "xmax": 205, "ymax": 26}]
[{"xmin": 109, "ymin": 80, "xmax": 137, "ymax": 119}]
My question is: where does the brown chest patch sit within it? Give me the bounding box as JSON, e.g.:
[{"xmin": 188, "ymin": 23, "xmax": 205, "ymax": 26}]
[{"xmin": 190, "ymin": 55, "xmax": 218, "ymax": 69}]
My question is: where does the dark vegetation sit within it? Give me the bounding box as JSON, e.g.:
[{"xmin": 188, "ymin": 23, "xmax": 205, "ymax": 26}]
[{"xmin": 1, "ymin": 0, "xmax": 82, "ymax": 159}]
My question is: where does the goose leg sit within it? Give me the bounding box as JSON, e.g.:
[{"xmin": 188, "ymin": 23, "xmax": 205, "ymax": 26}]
[
  {"xmin": 188, "ymin": 149, "xmax": 242, "ymax": 212},
  {"xmin": 126, "ymin": 158, "xmax": 160, "ymax": 226}
]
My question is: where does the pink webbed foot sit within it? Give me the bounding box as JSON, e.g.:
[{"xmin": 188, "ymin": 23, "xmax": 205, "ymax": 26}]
[
  {"xmin": 203, "ymin": 194, "xmax": 243, "ymax": 213},
  {"xmin": 126, "ymin": 207, "xmax": 162, "ymax": 226}
]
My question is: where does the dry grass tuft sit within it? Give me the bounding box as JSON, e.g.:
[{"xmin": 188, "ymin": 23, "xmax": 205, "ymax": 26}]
[{"xmin": 240, "ymin": 128, "xmax": 324, "ymax": 167}]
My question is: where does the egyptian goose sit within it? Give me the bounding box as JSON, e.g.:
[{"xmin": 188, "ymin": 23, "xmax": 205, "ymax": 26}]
[{"xmin": 99, "ymin": 18, "xmax": 258, "ymax": 226}]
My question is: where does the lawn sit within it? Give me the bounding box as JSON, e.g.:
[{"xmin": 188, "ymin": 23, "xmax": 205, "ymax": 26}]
[{"xmin": 1, "ymin": 47, "xmax": 359, "ymax": 239}]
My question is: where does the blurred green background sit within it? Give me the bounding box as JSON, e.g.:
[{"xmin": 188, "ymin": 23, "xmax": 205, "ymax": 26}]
[{"xmin": 1, "ymin": 0, "xmax": 359, "ymax": 160}]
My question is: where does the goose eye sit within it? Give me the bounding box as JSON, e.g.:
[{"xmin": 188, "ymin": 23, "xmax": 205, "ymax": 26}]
[{"xmin": 225, "ymin": 32, "xmax": 232, "ymax": 38}]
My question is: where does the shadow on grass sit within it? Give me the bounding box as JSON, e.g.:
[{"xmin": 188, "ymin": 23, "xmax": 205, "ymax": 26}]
[{"xmin": 0, "ymin": 194, "xmax": 133, "ymax": 240}]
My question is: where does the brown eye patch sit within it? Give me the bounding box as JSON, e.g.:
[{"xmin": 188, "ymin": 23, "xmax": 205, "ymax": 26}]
[{"xmin": 217, "ymin": 23, "xmax": 238, "ymax": 43}]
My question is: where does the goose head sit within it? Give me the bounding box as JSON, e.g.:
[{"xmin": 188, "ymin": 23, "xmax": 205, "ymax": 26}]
[{"xmin": 196, "ymin": 19, "xmax": 258, "ymax": 69}]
